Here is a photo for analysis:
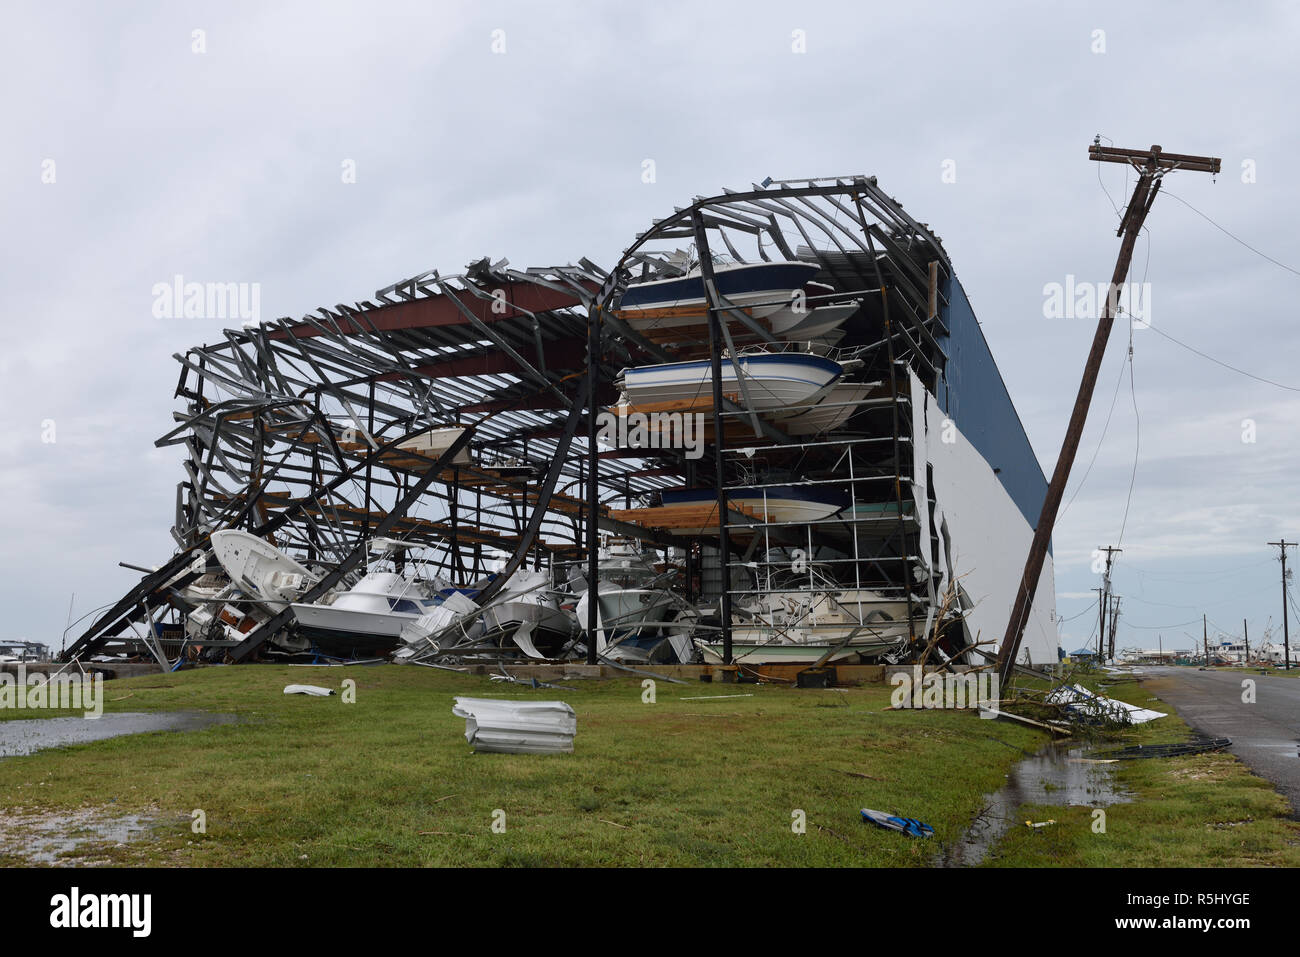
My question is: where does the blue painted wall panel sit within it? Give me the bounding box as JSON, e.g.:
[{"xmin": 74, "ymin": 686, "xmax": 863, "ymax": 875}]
[{"xmin": 936, "ymin": 277, "xmax": 1050, "ymax": 540}]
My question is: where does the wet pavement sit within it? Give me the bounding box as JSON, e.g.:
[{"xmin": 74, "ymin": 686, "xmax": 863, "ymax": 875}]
[
  {"xmin": 0, "ymin": 711, "xmax": 236, "ymax": 757},
  {"xmin": 1143, "ymin": 666, "xmax": 1300, "ymax": 817},
  {"xmin": 942, "ymin": 739, "xmax": 1131, "ymax": 866}
]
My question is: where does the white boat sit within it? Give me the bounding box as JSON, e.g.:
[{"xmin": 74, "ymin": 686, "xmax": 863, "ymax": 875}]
[
  {"xmin": 699, "ymin": 587, "xmax": 916, "ymax": 663},
  {"xmin": 479, "ymin": 568, "xmax": 577, "ymax": 658},
  {"xmin": 289, "ymin": 572, "xmax": 480, "ymax": 651},
  {"xmin": 571, "ymin": 543, "xmax": 686, "ymax": 664},
  {"xmin": 620, "ymin": 352, "xmax": 842, "ymax": 410},
  {"xmin": 396, "ymin": 425, "xmax": 472, "ymax": 465},
  {"xmin": 767, "ymin": 302, "xmax": 858, "ymax": 339},
  {"xmin": 209, "ymin": 529, "xmax": 319, "ymax": 608},
  {"xmin": 773, "ymin": 381, "xmax": 876, "ymax": 435},
  {"xmin": 661, "ymin": 485, "xmax": 849, "ymax": 523}
]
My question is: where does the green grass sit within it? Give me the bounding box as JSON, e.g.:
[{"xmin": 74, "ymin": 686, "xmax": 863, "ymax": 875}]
[
  {"xmin": 0, "ymin": 665, "xmax": 1047, "ymax": 867},
  {"xmin": 984, "ymin": 675, "xmax": 1300, "ymax": 867},
  {"xmin": 5, "ymin": 665, "xmax": 1298, "ymax": 866}
]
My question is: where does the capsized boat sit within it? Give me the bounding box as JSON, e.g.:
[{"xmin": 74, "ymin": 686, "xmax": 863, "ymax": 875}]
[{"xmin": 620, "ymin": 351, "xmax": 842, "ymax": 410}]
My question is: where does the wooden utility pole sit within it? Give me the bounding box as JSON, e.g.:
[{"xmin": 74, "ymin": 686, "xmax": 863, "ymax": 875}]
[
  {"xmin": 1243, "ymin": 618, "xmax": 1249, "ymax": 665},
  {"xmin": 996, "ymin": 143, "xmax": 1221, "ymax": 684},
  {"xmin": 1108, "ymin": 595, "xmax": 1121, "ymax": 662},
  {"xmin": 1094, "ymin": 587, "xmax": 1106, "ymax": 657},
  {"xmin": 1268, "ymin": 540, "xmax": 1293, "ymax": 670},
  {"xmin": 1097, "ymin": 545, "xmax": 1121, "ymax": 662},
  {"xmin": 1203, "ymin": 614, "xmax": 1209, "ymax": 666}
]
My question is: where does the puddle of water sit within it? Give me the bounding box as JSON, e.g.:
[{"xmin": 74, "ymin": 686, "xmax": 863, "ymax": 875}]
[
  {"xmin": 941, "ymin": 740, "xmax": 1132, "ymax": 867},
  {"xmin": 0, "ymin": 806, "xmax": 166, "ymax": 865},
  {"xmin": 0, "ymin": 711, "xmax": 236, "ymax": 757}
]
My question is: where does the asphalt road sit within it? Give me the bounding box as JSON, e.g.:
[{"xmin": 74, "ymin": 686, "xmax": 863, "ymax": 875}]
[{"xmin": 1143, "ymin": 666, "xmax": 1300, "ymax": 817}]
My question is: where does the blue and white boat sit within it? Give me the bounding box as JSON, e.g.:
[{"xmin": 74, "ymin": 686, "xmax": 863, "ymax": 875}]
[
  {"xmin": 617, "ymin": 260, "xmax": 821, "ymax": 316},
  {"xmin": 620, "ymin": 352, "xmax": 842, "ymax": 410}
]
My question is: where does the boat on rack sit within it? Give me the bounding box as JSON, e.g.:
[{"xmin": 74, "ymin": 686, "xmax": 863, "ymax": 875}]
[
  {"xmin": 659, "ymin": 485, "xmax": 850, "ymax": 527},
  {"xmin": 616, "ymin": 260, "xmax": 821, "ymax": 320},
  {"xmin": 631, "ymin": 300, "xmax": 857, "ymax": 348},
  {"xmin": 620, "ymin": 351, "xmax": 842, "ymax": 410}
]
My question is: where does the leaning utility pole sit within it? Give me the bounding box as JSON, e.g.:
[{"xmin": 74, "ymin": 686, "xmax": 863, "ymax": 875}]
[
  {"xmin": 1243, "ymin": 618, "xmax": 1249, "ymax": 665},
  {"xmin": 1268, "ymin": 540, "xmax": 1294, "ymax": 670},
  {"xmin": 996, "ymin": 143, "xmax": 1221, "ymax": 684}
]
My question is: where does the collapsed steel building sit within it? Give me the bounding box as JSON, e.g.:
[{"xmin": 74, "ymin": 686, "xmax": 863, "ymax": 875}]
[{"xmin": 63, "ymin": 176, "xmax": 1058, "ymax": 670}]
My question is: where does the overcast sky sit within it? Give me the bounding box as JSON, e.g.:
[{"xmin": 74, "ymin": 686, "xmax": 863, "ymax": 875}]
[{"xmin": 3, "ymin": 1, "xmax": 1297, "ymax": 654}]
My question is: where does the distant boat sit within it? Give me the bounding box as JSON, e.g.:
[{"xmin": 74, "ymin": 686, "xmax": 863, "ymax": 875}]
[
  {"xmin": 616, "ymin": 261, "xmax": 821, "ymax": 317},
  {"xmin": 620, "ymin": 352, "xmax": 842, "ymax": 410}
]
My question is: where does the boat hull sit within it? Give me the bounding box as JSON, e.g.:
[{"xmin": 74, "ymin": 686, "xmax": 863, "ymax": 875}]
[
  {"xmin": 617, "ymin": 261, "xmax": 820, "ymax": 315},
  {"xmin": 621, "ymin": 353, "xmax": 842, "ymax": 410}
]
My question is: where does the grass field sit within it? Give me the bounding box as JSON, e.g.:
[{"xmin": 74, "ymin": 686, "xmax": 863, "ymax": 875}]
[{"xmin": 2, "ymin": 665, "xmax": 1297, "ymax": 866}]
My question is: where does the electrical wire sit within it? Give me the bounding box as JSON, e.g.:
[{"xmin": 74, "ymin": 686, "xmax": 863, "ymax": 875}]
[
  {"xmin": 1162, "ymin": 189, "xmax": 1300, "ymax": 279},
  {"xmin": 1143, "ymin": 320, "xmax": 1300, "ymax": 392}
]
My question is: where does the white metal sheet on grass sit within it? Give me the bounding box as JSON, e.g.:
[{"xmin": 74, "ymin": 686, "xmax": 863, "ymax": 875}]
[{"xmin": 452, "ymin": 697, "xmax": 576, "ymax": 754}]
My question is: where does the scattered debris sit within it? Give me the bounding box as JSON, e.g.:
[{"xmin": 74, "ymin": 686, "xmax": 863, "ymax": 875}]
[
  {"xmin": 452, "ymin": 697, "xmax": 576, "ymax": 754},
  {"xmin": 1093, "ymin": 737, "xmax": 1231, "ymax": 760},
  {"xmin": 283, "ymin": 684, "xmax": 335, "ymax": 697},
  {"xmin": 1024, "ymin": 819, "xmax": 1056, "ymax": 829},
  {"xmin": 1043, "ymin": 683, "xmax": 1166, "ymax": 725}
]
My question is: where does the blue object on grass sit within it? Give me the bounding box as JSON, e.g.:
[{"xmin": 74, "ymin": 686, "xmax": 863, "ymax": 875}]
[{"xmin": 860, "ymin": 807, "xmax": 934, "ymax": 838}]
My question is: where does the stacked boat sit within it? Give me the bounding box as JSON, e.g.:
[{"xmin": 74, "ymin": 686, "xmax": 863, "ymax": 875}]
[{"xmin": 615, "ymin": 259, "xmax": 858, "ymax": 349}]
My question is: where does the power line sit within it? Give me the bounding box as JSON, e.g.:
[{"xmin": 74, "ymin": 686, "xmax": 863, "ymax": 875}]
[
  {"xmin": 1144, "ymin": 320, "xmax": 1300, "ymax": 392},
  {"xmin": 1163, "ymin": 189, "xmax": 1300, "ymax": 279}
]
